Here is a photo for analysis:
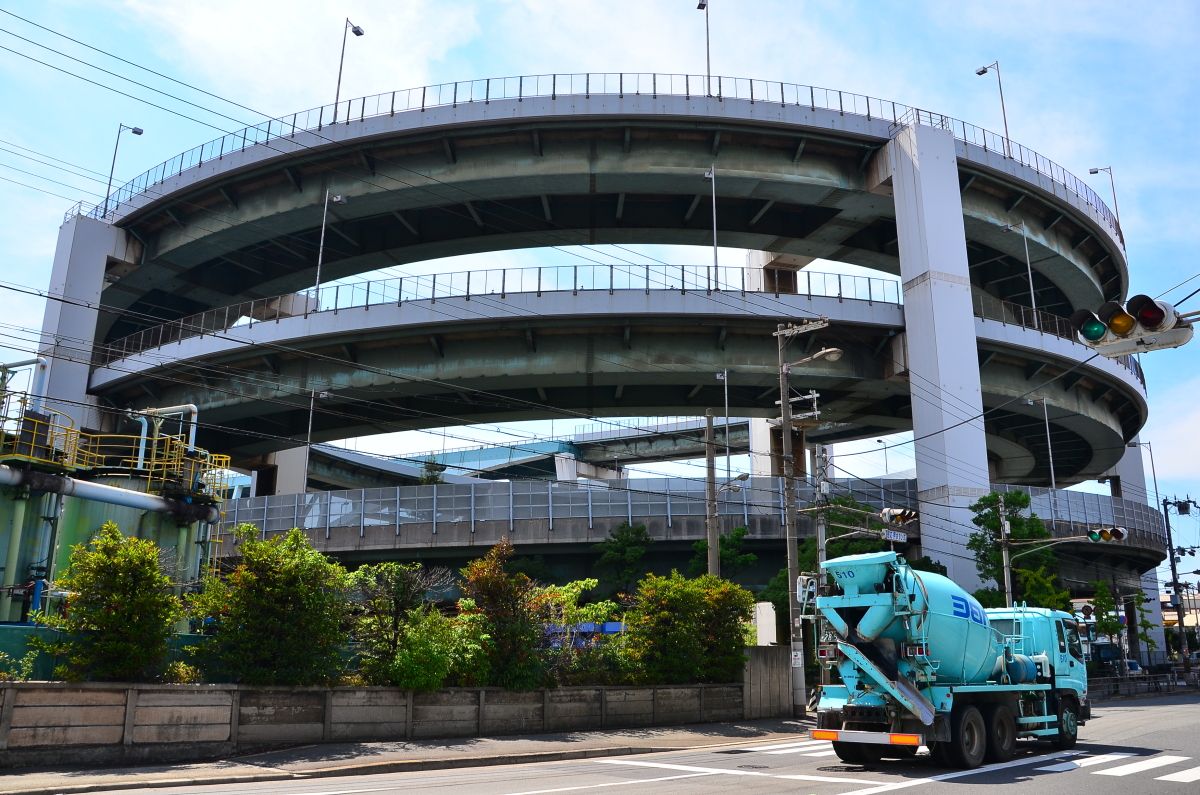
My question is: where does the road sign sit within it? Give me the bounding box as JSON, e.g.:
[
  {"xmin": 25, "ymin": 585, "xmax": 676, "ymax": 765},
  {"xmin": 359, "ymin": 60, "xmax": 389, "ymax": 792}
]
[{"xmin": 881, "ymin": 529, "xmax": 908, "ymax": 543}]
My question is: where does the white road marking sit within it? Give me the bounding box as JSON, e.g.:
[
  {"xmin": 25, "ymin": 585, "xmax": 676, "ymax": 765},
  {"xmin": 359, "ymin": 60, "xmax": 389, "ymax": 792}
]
[
  {"xmin": 837, "ymin": 750, "xmax": 1082, "ymax": 795},
  {"xmin": 763, "ymin": 741, "xmax": 833, "ymax": 754},
  {"xmin": 802, "ymin": 749, "xmax": 839, "ymax": 757},
  {"xmin": 1035, "ymin": 752, "xmax": 1133, "ymax": 772},
  {"xmin": 597, "ymin": 758, "xmax": 885, "ymax": 785},
  {"xmin": 1157, "ymin": 764, "xmax": 1200, "ymax": 783},
  {"xmin": 504, "ymin": 771, "xmax": 717, "ymax": 794},
  {"xmin": 743, "ymin": 739, "xmax": 829, "ymax": 752},
  {"xmin": 1093, "ymin": 755, "xmax": 1191, "ymax": 777}
]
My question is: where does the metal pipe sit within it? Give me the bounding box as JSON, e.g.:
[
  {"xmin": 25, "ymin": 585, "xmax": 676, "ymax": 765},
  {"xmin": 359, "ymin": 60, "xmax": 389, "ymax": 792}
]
[
  {"xmin": 0, "ymin": 492, "xmax": 29, "ymax": 620},
  {"xmin": 1, "ymin": 357, "xmax": 48, "ymax": 412},
  {"xmin": 0, "ymin": 465, "xmax": 218, "ymax": 524},
  {"xmin": 136, "ymin": 404, "xmax": 199, "ymax": 452},
  {"xmin": 126, "ymin": 411, "xmax": 150, "ymax": 469}
]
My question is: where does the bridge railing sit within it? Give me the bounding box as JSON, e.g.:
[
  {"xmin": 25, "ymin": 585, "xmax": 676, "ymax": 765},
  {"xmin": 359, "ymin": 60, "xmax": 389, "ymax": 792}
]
[
  {"xmin": 93, "ymin": 262, "xmax": 1144, "ymax": 388},
  {"xmin": 67, "ymin": 71, "xmax": 1120, "ymax": 245},
  {"xmin": 93, "ymin": 265, "xmax": 901, "ymax": 366},
  {"xmin": 213, "ymin": 476, "xmax": 1165, "ymax": 556}
]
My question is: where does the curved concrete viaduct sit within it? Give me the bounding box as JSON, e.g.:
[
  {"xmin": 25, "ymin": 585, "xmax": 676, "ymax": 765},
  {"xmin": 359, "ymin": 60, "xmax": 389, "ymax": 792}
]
[{"xmin": 40, "ymin": 73, "xmax": 1157, "ymax": 585}]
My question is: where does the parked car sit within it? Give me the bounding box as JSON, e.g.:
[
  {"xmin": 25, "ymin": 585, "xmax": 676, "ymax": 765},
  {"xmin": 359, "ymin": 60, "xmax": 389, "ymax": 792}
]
[{"xmin": 1124, "ymin": 658, "xmax": 1145, "ymax": 677}]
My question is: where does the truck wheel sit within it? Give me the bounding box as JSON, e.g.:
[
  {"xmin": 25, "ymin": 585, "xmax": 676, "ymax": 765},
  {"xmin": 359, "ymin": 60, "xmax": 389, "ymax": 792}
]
[
  {"xmin": 983, "ymin": 704, "xmax": 1017, "ymax": 763},
  {"xmin": 1052, "ymin": 700, "xmax": 1079, "ymax": 750},
  {"xmin": 833, "ymin": 742, "xmax": 883, "ymax": 765},
  {"xmin": 948, "ymin": 705, "xmax": 987, "ymax": 769}
]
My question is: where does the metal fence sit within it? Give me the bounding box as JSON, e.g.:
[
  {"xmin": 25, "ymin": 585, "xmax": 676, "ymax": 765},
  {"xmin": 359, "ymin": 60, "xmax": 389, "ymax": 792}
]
[
  {"xmin": 66, "ymin": 71, "xmax": 1121, "ymax": 245},
  {"xmin": 94, "ymin": 265, "xmax": 900, "ymax": 365},
  {"xmin": 216, "ymin": 476, "xmax": 1164, "ymax": 553}
]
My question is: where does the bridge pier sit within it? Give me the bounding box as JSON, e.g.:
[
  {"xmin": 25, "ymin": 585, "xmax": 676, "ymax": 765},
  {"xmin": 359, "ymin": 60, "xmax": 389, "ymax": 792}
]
[{"xmin": 880, "ymin": 122, "xmax": 991, "ymax": 589}]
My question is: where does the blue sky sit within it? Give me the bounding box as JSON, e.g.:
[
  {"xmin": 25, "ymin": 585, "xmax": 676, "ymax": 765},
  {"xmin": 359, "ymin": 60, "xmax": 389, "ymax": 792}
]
[{"xmin": 0, "ymin": 1, "xmax": 1198, "ymax": 576}]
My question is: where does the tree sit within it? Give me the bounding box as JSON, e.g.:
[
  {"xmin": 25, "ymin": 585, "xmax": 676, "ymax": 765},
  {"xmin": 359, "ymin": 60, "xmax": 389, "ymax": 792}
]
[
  {"xmin": 687, "ymin": 526, "xmax": 757, "ymax": 578},
  {"xmin": 348, "ymin": 561, "xmax": 452, "ymax": 685},
  {"xmin": 460, "ymin": 538, "xmax": 543, "ymax": 689},
  {"xmin": 191, "ymin": 525, "xmax": 350, "ymax": 685},
  {"xmin": 967, "ymin": 491, "xmax": 1069, "ymax": 610},
  {"xmin": 37, "ymin": 522, "xmax": 181, "ymax": 681},
  {"xmin": 1090, "ymin": 580, "xmax": 1123, "ymax": 645},
  {"xmin": 419, "ymin": 460, "xmax": 446, "ymax": 485},
  {"xmin": 1132, "ymin": 588, "xmax": 1158, "ymax": 659},
  {"xmin": 592, "ymin": 522, "xmax": 654, "ymax": 594}
]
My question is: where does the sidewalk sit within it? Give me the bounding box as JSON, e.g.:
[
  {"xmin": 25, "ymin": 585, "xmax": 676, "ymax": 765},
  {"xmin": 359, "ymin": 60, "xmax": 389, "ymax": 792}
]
[{"xmin": 0, "ymin": 717, "xmax": 814, "ymax": 795}]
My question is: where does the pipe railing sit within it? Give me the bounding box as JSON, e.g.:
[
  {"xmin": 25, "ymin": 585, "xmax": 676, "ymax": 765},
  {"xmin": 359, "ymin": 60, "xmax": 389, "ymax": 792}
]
[
  {"xmin": 94, "ymin": 265, "xmax": 900, "ymax": 365},
  {"xmin": 65, "ymin": 72, "xmax": 1122, "ymax": 244},
  {"xmin": 93, "ymin": 263, "xmax": 1144, "ymax": 387}
]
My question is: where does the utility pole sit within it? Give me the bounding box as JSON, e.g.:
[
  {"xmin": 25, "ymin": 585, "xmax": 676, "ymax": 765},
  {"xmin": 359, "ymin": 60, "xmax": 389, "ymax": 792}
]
[
  {"xmin": 1164, "ymin": 497, "xmax": 1193, "ymax": 676},
  {"xmin": 999, "ymin": 493, "xmax": 1013, "ymax": 608},
  {"xmin": 705, "ymin": 408, "xmax": 719, "ymax": 576},
  {"xmin": 774, "ymin": 318, "xmax": 830, "ymax": 718}
]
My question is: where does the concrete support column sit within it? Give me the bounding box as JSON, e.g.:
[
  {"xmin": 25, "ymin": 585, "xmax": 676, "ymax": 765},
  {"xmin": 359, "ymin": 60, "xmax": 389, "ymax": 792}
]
[
  {"xmin": 39, "ymin": 216, "xmax": 137, "ymax": 431},
  {"xmin": 885, "ymin": 123, "xmax": 991, "ymax": 589}
]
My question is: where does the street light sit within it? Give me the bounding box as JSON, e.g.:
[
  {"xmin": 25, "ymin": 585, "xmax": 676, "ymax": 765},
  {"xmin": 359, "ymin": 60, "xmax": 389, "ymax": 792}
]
[
  {"xmin": 103, "ymin": 123, "xmax": 143, "ymax": 220},
  {"xmin": 876, "ymin": 439, "xmax": 888, "ymax": 476},
  {"xmin": 1088, "ymin": 166, "xmax": 1122, "ymax": 231},
  {"xmin": 314, "ymin": 191, "xmax": 348, "ymax": 293},
  {"xmin": 704, "ymin": 165, "xmax": 719, "ymax": 291},
  {"xmin": 302, "ymin": 389, "xmax": 331, "ymax": 493},
  {"xmin": 975, "ymin": 61, "xmax": 1012, "ymax": 158},
  {"xmin": 697, "ymin": 1, "xmax": 712, "ymax": 96},
  {"xmin": 715, "ymin": 369, "xmax": 730, "ymax": 484},
  {"xmin": 786, "ymin": 347, "xmax": 843, "ymax": 369},
  {"xmin": 1003, "ymin": 222, "xmax": 1039, "ymax": 330},
  {"xmin": 1024, "ymin": 396, "xmax": 1057, "ymax": 490},
  {"xmin": 333, "ymin": 17, "xmax": 366, "ymax": 124}
]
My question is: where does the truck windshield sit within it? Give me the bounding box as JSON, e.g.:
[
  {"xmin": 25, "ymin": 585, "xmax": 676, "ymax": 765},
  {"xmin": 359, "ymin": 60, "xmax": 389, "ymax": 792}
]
[{"xmin": 990, "ymin": 618, "xmax": 1017, "ymax": 638}]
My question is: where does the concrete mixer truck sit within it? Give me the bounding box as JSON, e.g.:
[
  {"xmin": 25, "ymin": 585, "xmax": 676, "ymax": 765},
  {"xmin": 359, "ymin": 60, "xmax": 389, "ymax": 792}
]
[{"xmin": 811, "ymin": 550, "xmax": 1088, "ymax": 769}]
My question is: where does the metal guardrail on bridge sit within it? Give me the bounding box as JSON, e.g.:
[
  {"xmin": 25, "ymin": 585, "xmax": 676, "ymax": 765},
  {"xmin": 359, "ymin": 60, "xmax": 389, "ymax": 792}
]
[{"xmin": 67, "ymin": 72, "xmax": 1122, "ymax": 244}]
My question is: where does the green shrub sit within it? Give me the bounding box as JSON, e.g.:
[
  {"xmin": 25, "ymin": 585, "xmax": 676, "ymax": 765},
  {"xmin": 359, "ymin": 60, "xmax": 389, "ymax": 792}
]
[
  {"xmin": 161, "ymin": 660, "xmax": 203, "ymax": 684},
  {"xmin": 446, "ymin": 604, "xmax": 492, "ymax": 687},
  {"xmin": 385, "ymin": 607, "xmax": 456, "ymax": 691},
  {"xmin": 0, "ymin": 650, "xmax": 36, "ymax": 682},
  {"xmin": 190, "ymin": 525, "xmax": 350, "ymax": 685},
  {"xmin": 36, "ymin": 522, "xmax": 181, "ymax": 681},
  {"xmin": 348, "ymin": 561, "xmax": 429, "ymax": 685},
  {"xmin": 624, "ymin": 571, "xmax": 754, "ymax": 685}
]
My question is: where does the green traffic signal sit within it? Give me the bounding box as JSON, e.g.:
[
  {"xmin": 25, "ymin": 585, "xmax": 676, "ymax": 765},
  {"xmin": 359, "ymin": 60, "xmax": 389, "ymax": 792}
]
[
  {"xmin": 1087, "ymin": 527, "xmax": 1127, "ymax": 542},
  {"xmin": 1087, "ymin": 528, "xmax": 1103, "ymax": 542},
  {"xmin": 1079, "ymin": 317, "xmax": 1107, "ymax": 342}
]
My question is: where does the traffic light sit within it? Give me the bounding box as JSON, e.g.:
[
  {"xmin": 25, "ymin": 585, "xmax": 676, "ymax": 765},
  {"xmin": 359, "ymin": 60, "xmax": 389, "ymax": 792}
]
[
  {"xmin": 1070, "ymin": 294, "xmax": 1193, "ymax": 357},
  {"xmin": 880, "ymin": 508, "xmax": 919, "ymax": 525},
  {"xmin": 1087, "ymin": 526, "xmax": 1128, "ymax": 542}
]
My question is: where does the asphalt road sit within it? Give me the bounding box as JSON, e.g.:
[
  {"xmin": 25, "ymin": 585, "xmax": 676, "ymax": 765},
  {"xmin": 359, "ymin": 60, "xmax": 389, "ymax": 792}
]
[{"xmin": 87, "ymin": 694, "xmax": 1200, "ymax": 795}]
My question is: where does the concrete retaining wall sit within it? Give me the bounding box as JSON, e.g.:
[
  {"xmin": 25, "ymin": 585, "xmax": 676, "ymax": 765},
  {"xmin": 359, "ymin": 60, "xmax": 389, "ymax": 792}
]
[{"xmin": 0, "ymin": 651, "xmax": 789, "ymax": 768}]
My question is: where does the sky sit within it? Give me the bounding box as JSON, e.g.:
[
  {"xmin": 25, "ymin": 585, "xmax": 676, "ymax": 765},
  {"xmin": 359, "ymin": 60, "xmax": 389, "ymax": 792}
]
[{"xmin": 0, "ymin": 0, "xmax": 1198, "ymax": 583}]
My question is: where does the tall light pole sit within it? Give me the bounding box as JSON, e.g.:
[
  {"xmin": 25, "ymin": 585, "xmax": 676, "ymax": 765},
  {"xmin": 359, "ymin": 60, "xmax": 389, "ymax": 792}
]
[
  {"xmin": 103, "ymin": 123, "xmax": 143, "ymax": 220},
  {"xmin": 302, "ymin": 389, "xmax": 330, "ymax": 494},
  {"xmin": 1089, "ymin": 166, "xmax": 1122, "ymax": 230},
  {"xmin": 704, "ymin": 165, "xmax": 719, "ymax": 287},
  {"xmin": 876, "ymin": 439, "xmax": 888, "ymax": 476},
  {"xmin": 1003, "ymin": 222, "xmax": 1038, "ymax": 330},
  {"xmin": 975, "ymin": 61, "xmax": 1011, "ymax": 158},
  {"xmin": 333, "ymin": 17, "xmax": 366, "ymax": 123},
  {"xmin": 697, "ymin": 1, "xmax": 712, "ymax": 96},
  {"xmin": 1162, "ymin": 498, "xmax": 1196, "ymax": 676},
  {"xmin": 716, "ymin": 369, "xmax": 730, "ymax": 483},
  {"xmin": 314, "ymin": 190, "xmax": 348, "ymax": 292}
]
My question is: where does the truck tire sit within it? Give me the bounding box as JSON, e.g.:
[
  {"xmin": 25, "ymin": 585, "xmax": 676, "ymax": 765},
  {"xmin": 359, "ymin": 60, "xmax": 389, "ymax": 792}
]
[
  {"xmin": 983, "ymin": 704, "xmax": 1017, "ymax": 763},
  {"xmin": 833, "ymin": 742, "xmax": 883, "ymax": 765},
  {"xmin": 947, "ymin": 705, "xmax": 987, "ymax": 769},
  {"xmin": 1052, "ymin": 699, "xmax": 1079, "ymax": 750}
]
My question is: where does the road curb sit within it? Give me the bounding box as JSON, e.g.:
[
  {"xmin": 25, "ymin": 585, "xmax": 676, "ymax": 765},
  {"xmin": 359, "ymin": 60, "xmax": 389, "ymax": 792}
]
[{"xmin": 0, "ymin": 744, "xmax": 675, "ymax": 795}]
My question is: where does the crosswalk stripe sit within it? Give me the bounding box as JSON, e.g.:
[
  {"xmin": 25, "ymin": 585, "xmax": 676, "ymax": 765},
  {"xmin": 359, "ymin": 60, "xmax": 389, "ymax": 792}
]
[
  {"xmin": 742, "ymin": 739, "xmax": 827, "ymax": 752},
  {"xmin": 1093, "ymin": 755, "xmax": 1191, "ymax": 777},
  {"xmin": 1035, "ymin": 753, "xmax": 1133, "ymax": 772},
  {"xmin": 802, "ymin": 750, "xmax": 839, "ymax": 757},
  {"xmin": 763, "ymin": 741, "xmax": 831, "ymax": 754},
  {"xmin": 1156, "ymin": 764, "xmax": 1200, "ymax": 783}
]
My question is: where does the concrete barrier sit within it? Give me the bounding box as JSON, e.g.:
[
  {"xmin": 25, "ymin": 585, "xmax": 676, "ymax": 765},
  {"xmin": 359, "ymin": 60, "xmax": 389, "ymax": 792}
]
[{"xmin": 0, "ymin": 650, "xmax": 788, "ymax": 768}]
